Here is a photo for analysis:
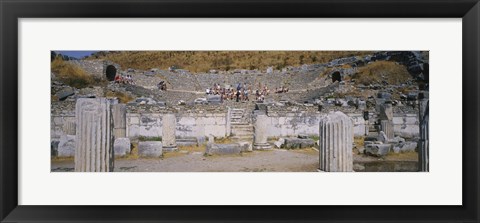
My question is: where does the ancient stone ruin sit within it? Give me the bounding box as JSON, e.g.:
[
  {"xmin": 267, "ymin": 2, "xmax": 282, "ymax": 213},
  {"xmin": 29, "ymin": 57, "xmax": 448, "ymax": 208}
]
[
  {"xmin": 51, "ymin": 51, "xmax": 429, "ymax": 172},
  {"xmin": 74, "ymin": 98, "xmax": 114, "ymax": 172},
  {"xmin": 319, "ymin": 111, "xmax": 353, "ymax": 172}
]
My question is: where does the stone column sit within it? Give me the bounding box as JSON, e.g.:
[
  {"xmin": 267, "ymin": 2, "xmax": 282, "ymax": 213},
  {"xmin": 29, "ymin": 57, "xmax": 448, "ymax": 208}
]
[
  {"xmin": 380, "ymin": 120, "xmax": 394, "ymax": 139},
  {"xmin": 378, "ymin": 101, "xmax": 394, "ymax": 140},
  {"xmin": 74, "ymin": 98, "xmax": 113, "ymax": 172},
  {"xmin": 112, "ymin": 104, "xmax": 126, "ymax": 138},
  {"xmin": 63, "ymin": 119, "xmax": 76, "ymax": 135},
  {"xmin": 162, "ymin": 114, "xmax": 177, "ymax": 151},
  {"xmin": 319, "ymin": 111, "xmax": 353, "ymax": 172},
  {"xmin": 253, "ymin": 114, "xmax": 271, "ymax": 150},
  {"xmin": 418, "ymin": 94, "xmax": 429, "ymax": 172}
]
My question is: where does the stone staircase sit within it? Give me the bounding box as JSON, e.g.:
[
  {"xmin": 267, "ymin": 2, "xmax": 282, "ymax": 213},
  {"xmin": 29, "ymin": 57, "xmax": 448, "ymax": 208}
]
[{"xmin": 230, "ymin": 108, "xmax": 254, "ymax": 142}]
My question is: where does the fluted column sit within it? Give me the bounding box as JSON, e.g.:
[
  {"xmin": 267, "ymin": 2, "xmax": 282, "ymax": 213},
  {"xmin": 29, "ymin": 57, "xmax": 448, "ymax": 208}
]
[
  {"xmin": 418, "ymin": 97, "xmax": 429, "ymax": 172},
  {"xmin": 112, "ymin": 104, "xmax": 126, "ymax": 138},
  {"xmin": 162, "ymin": 114, "xmax": 177, "ymax": 151},
  {"xmin": 253, "ymin": 114, "xmax": 271, "ymax": 150},
  {"xmin": 319, "ymin": 111, "xmax": 353, "ymax": 172},
  {"xmin": 380, "ymin": 120, "xmax": 394, "ymax": 139},
  {"xmin": 75, "ymin": 98, "xmax": 113, "ymax": 172}
]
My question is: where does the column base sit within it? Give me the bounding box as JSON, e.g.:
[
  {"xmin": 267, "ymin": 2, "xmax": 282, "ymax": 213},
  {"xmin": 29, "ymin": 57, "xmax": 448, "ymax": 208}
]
[
  {"xmin": 162, "ymin": 145, "xmax": 178, "ymax": 152},
  {"xmin": 253, "ymin": 143, "xmax": 272, "ymax": 150}
]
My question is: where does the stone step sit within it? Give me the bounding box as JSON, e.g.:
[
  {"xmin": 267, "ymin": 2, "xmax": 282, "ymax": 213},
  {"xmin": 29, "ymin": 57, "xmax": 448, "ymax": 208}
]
[
  {"xmin": 231, "ymin": 129, "xmax": 253, "ymax": 133},
  {"xmin": 231, "ymin": 131, "xmax": 253, "ymax": 136},
  {"xmin": 231, "ymin": 136, "xmax": 254, "ymax": 141},
  {"xmin": 231, "ymin": 124, "xmax": 253, "ymax": 128}
]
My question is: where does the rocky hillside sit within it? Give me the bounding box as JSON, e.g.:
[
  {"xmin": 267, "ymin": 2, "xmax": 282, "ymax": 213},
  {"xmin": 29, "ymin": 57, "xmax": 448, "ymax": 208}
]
[{"xmin": 87, "ymin": 51, "xmax": 373, "ymax": 72}]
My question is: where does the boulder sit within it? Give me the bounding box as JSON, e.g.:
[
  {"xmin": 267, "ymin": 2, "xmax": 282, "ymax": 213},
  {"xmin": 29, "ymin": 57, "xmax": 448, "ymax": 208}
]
[
  {"xmin": 194, "ymin": 98, "xmax": 208, "ymax": 105},
  {"xmin": 274, "ymin": 138, "xmax": 285, "ymax": 149},
  {"xmin": 56, "ymin": 87, "xmax": 75, "ymax": 101},
  {"xmin": 393, "ymin": 142, "xmax": 417, "ymax": 153},
  {"xmin": 138, "ymin": 141, "xmax": 163, "ymax": 158},
  {"xmin": 283, "ymin": 138, "xmax": 316, "ymax": 149},
  {"xmin": 365, "ymin": 144, "xmax": 391, "ymax": 157},
  {"xmin": 58, "ymin": 135, "xmax": 75, "ymax": 157},
  {"xmin": 114, "ymin": 138, "xmax": 131, "ymax": 157}
]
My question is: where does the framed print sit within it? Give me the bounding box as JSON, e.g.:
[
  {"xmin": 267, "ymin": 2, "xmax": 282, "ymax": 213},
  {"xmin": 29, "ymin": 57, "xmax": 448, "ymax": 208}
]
[{"xmin": 1, "ymin": 0, "xmax": 479, "ymax": 222}]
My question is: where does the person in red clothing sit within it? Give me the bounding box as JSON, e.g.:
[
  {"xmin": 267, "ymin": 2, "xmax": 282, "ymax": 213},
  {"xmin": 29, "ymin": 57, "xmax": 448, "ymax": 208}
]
[{"xmin": 114, "ymin": 74, "xmax": 122, "ymax": 83}]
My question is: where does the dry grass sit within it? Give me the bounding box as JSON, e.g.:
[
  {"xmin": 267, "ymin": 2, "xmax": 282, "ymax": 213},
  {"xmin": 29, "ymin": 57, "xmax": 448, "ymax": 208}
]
[
  {"xmin": 214, "ymin": 137, "xmax": 234, "ymax": 144},
  {"xmin": 87, "ymin": 51, "xmax": 372, "ymax": 72},
  {"xmin": 354, "ymin": 136, "xmax": 365, "ymax": 148},
  {"xmin": 291, "ymin": 147, "xmax": 319, "ymax": 155},
  {"xmin": 51, "ymin": 57, "xmax": 95, "ymax": 88},
  {"xmin": 178, "ymin": 144, "xmax": 206, "ymax": 153},
  {"xmin": 386, "ymin": 151, "xmax": 418, "ymax": 161},
  {"xmin": 106, "ymin": 90, "xmax": 134, "ymax": 103},
  {"xmin": 353, "ymin": 61, "xmax": 411, "ymax": 85}
]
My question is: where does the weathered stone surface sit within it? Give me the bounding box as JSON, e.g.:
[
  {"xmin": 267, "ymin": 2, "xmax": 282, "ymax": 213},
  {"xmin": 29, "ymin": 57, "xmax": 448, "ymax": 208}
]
[
  {"xmin": 393, "ymin": 141, "xmax": 417, "ymax": 153},
  {"xmin": 58, "ymin": 135, "xmax": 76, "ymax": 157},
  {"xmin": 379, "ymin": 103, "xmax": 393, "ymax": 121},
  {"xmin": 177, "ymin": 137, "xmax": 198, "ymax": 146},
  {"xmin": 365, "ymin": 144, "xmax": 391, "ymax": 157},
  {"xmin": 56, "ymin": 87, "xmax": 75, "ymax": 101},
  {"xmin": 162, "ymin": 114, "xmax": 177, "ymax": 151},
  {"xmin": 283, "ymin": 138, "xmax": 315, "ymax": 149},
  {"xmin": 114, "ymin": 138, "xmax": 131, "ymax": 157},
  {"xmin": 206, "ymin": 143, "xmax": 242, "ymax": 155},
  {"xmin": 138, "ymin": 141, "xmax": 163, "ymax": 157},
  {"xmin": 74, "ymin": 98, "xmax": 113, "ymax": 172},
  {"xmin": 253, "ymin": 114, "xmax": 272, "ymax": 150},
  {"xmin": 63, "ymin": 120, "xmax": 76, "ymax": 135},
  {"xmin": 378, "ymin": 131, "xmax": 388, "ymax": 143},
  {"xmin": 238, "ymin": 141, "xmax": 252, "ymax": 152},
  {"xmin": 273, "ymin": 138, "xmax": 285, "ymax": 148},
  {"xmin": 207, "ymin": 95, "xmax": 222, "ymax": 104},
  {"xmin": 380, "ymin": 120, "xmax": 394, "ymax": 139},
  {"xmin": 112, "ymin": 104, "xmax": 127, "ymax": 138},
  {"xmin": 319, "ymin": 111, "xmax": 353, "ymax": 172}
]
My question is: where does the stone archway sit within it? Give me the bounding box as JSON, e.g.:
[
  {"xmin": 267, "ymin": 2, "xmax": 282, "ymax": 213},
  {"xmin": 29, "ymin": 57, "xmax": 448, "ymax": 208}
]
[
  {"xmin": 106, "ymin": 65, "xmax": 117, "ymax": 81},
  {"xmin": 332, "ymin": 71, "xmax": 342, "ymax": 82}
]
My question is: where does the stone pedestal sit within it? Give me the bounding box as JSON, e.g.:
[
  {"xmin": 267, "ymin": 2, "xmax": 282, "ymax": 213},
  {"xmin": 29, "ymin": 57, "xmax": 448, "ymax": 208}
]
[
  {"xmin": 319, "ymin": 111, "xmax": 353, "ymax": 172},
  {"xmin": 162, "ymin": 114, "xmax": 177, "ymax": 151},
  {"xmin": 74, "ymin": 98, "xmax": 113, "ymax": 172},
  {"xmin": 253, "ymin": 114, "xmax": 271, "ymax": 150},
  {"xmin": 112, "ymin": 104, "xmax": 126, "ymax": 138}
]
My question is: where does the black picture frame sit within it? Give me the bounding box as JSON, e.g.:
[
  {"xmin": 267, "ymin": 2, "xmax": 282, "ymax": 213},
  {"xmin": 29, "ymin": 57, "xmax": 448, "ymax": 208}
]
[{"xmin": 1, "ymin": 0, "xmax": 479, "ymax": 222}]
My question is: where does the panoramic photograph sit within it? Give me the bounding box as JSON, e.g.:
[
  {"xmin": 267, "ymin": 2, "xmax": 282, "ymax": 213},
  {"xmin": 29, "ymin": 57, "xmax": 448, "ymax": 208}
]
[{"xmin": 50, "ymin": 51, "xmax": 429, "ymax": 172}]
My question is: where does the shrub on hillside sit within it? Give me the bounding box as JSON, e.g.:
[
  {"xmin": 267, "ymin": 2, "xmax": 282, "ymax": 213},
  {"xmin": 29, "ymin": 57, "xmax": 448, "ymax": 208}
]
[
  {"xmin": 353, "ymin": 61, "xmax": 411, "ymax": 85},
  {"xmin": 51, "ymin": 57, "xmax": 94, "ymax": 88}
]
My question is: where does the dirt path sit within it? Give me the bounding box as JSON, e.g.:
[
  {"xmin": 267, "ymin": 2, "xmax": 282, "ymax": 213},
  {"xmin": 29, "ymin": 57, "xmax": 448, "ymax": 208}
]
[{"xmin": 51, "ymin": 149, "xmax": 319, "ymax": 172}]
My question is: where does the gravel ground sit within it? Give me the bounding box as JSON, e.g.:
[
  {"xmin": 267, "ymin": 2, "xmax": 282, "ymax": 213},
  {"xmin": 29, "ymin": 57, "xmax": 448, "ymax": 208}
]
[{"xmin": 51, "ymin": 149, "xmax": 320, "ymax": 172}]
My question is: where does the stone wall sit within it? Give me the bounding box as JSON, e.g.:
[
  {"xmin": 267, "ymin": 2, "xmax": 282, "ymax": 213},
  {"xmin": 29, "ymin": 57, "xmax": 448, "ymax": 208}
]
[
  {"xmin": 126, "ymin": 112, "xmax": 229, "ymax": 138},
  {"xmin": 392, "ymin": 113, "xmax": 419, "ymax": 138},
  {"xmin": 52, "ymin": 109, "xmax": 419, "ymax": 141},
  {"xmin": 51, "ymin": 115, "xmax": 75, "ymax": 140}
]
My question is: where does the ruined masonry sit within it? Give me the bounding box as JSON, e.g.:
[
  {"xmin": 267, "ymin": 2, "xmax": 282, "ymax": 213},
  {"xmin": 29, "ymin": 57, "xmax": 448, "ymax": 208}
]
[
  {"xmin": 162, "ymin": 114, "xmax": 177, "ymax": 151},
  {"xmin": 74, "ymin": 98, "xmax": 113, "ymax": 172},
  {"xmin": 379, "ymin": 102, "xmax": 394, "ymax": 139},
  {"xmin": 253, "ymin": 114, "xmax": 272, "ymax": 150},
  {"xmin": 112, "ymin": 104, "xmax": 127, "ymax": 138},
  {"xmin": 319, "ymin": 111, "xmax": 354, "ymax": 172}
]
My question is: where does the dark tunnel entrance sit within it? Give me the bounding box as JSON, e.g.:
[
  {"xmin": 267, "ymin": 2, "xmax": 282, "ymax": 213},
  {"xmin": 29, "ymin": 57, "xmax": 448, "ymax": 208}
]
[
  {"xmin": 332, "ymin": 71, "xmax": 342, "ymax": 82},
  {"xmin": 106, "ymin": 65, "xmax": 117, "ymax": 81}
]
